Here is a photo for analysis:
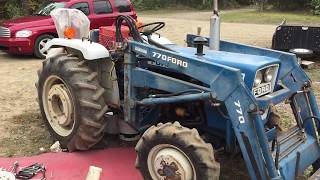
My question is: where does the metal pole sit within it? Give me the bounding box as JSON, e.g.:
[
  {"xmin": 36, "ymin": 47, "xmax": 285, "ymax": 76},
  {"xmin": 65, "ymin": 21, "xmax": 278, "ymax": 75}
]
[
  {"xmin": 209, "ymin": 0, "xmax": 220, "ymax": 51},
  {"xmin": 214, "ymin": 0, "xmax": 218, "ymax": 12}
]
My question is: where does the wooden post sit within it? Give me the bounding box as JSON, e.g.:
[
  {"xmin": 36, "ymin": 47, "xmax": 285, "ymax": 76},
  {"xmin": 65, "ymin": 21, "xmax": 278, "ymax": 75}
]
[{"xmin": 197, "ymin": 27, "xmax": 202, "ymax": 35}]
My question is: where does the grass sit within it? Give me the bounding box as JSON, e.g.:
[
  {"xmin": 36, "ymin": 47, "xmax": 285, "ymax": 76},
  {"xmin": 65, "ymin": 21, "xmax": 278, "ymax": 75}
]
[
  {"xmin": 222, "ymin": 10, "xmax": 320, "ymax": 25},
  {"xmin": 306, "ymin": 63, "xmax": 320, "ymax": 81},
  {"xmin": 139, "ymin": 8, "xmax": 320, "ymax": 25},
  {"xmin": 276, "ymin": 63, "xmax": 320, "ymax": 130}
]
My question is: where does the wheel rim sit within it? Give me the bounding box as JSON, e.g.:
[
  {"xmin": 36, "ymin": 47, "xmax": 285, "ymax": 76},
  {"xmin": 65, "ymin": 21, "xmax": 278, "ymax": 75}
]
[
  {"xmin": 147, "ymin": 144, "xmax": 196, "ymax": 180},
  {"xmin": 290, "ymin": 48, "xmax": 313, "ymax": 55},
  {"xmin": 39, "ymin": 38, "xmax": 52, "ymax": 57},
  {"xmin": 42, "ymin": 75, "xmax": 75, "ymax": 137}
]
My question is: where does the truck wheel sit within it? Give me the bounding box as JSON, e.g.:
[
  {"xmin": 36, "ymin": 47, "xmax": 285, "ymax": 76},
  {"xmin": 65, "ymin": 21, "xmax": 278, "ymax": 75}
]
[
  {"xmin": 34, "ymin": 34, "xmax": 54, "ymax": 59},
  {"xmin": 135, "ymin": 122, "xmax": 220, "ymax": 180},
  {"xmin": 36, "ymin": 54, "xmax": 109, "ymax": 151}
]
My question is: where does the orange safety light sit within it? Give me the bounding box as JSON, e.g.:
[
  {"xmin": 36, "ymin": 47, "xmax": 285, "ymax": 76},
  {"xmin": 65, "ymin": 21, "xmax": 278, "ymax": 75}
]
[{"xmin": 64, "ymin": 27, "xmax": 76, "ymax": 39}]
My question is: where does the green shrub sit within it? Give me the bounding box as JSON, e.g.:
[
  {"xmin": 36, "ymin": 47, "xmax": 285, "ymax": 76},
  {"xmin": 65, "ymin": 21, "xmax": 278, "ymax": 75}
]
[
  {"xmin": 268, "ymin": 0, "xmax": 309, "ymax": 10},
  {"xmin": 0, "ymin": 0, "xmax": 46, "ymax": 19},
  {"xmin": 311, "ymin": 0, "xmax": 320, "ymax": 15}
]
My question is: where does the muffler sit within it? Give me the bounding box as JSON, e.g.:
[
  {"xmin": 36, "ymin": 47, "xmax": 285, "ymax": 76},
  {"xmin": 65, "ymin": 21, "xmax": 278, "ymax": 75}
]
[{"xmin": 209, "ymin": 0, "xmax": 220, "ymax": 51}]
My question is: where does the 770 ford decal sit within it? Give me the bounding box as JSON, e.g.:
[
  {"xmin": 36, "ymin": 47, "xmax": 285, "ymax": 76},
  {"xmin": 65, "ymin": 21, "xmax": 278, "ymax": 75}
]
[{"xmin": 152, "ymin": 52, "xmax": 188, "ymax": 68}]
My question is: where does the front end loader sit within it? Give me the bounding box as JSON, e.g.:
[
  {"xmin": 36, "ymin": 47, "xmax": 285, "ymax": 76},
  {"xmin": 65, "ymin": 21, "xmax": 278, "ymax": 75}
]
[{"xmin": 36, "ymin": 4, "xmax": 320, "ymax": 180}]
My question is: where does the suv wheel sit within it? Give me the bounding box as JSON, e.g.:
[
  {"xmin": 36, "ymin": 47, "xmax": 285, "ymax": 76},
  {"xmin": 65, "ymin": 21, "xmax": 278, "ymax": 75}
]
[{"xmin": 34, "ymin": 34, "xmax": 54, "ymax": 59}]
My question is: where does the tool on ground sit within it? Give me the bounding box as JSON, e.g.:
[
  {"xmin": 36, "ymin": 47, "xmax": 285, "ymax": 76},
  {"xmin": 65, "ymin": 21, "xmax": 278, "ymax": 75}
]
[{"xmin": 15, "ymin": 163, "xmax": 46, "ymax": 180}]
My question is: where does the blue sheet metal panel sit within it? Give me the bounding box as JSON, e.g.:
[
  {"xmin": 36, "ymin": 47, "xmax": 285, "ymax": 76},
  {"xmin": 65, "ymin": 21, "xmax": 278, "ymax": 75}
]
[
  {"xmin": 186, "ymin": 34, "xmax": 310, "ymax": 89},
  {"xmin": 279, "ymin": 135, "xmax": 320, "ymax": 180},
  {"xmin": 131, "ymin": 68, "xmax": 211, "ymax": 93},
  {"xmin": 266, "ymin": 127, "xmax": 277, "ymax": 141},
  {"xmin": 129, "ymin": 41, "xmax": 242, "ymax": 102},
  {"xmin": 257, "ymin": 85, "xmax": 291, "ymax": 110},
  {"xmin": 205, "ymin": 105, "xmax": 228, "ymax": 130},
  {"xmin": 167, "ymin": 44, "xmax": 279, "ymax": 90},
  {"xmin": 282, "ymin": 65, "xmax": 311, "ymax": 91}
]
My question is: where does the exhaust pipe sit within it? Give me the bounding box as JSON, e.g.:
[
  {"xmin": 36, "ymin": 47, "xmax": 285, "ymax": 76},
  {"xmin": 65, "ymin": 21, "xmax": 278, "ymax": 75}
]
[{"xmin": 209, "ymin": 0, "xmax": 220, "ymax": 51}]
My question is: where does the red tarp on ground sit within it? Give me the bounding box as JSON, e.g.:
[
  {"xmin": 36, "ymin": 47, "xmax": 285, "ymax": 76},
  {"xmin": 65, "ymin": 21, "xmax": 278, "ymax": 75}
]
[{"xmin": 0, "ymin": 148, "xmax": 142, "ymax": 180}]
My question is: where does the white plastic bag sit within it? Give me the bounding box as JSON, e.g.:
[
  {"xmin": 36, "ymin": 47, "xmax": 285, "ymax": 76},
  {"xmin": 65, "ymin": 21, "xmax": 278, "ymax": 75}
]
[{"xmin": 51, "ymin": 8, "xmax": 90, "ymax": 39}]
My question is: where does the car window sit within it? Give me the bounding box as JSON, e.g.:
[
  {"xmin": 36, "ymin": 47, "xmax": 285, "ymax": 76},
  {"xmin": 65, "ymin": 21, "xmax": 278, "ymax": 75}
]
[
  {"xmin": 93, "ymin": 0, "xmax": 113, "ymax": 14},
  {"xmin": 114, "ymin": 0, "xmax": 131, "ymax": 13},
  {"xmin": 71, "ymin": 2, "xmax": 90, "ymax": 16},
  {"xmin": 34, "ymin": 2, "xmax": 65, "ymax": 16}
]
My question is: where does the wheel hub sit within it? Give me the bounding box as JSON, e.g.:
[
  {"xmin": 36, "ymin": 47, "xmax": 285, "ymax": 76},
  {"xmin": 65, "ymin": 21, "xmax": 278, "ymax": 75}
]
[
  {"xmin": 42, "ymin": 75, "xmax": 75, "ymax": 137},
  {"xmin": 48, "ymin": 84, "xmax": 73, "ymax": 127},
  {"xmin": 39, "ymin": 38, "xmax": 51, "ymax": 56},
  {"xmin": 148, "ymin": 145, "xmax": 195, "ymax": 180},
  {"xmin": 155, "ymin": 155, "xmax": 183, "ymax": 178}
]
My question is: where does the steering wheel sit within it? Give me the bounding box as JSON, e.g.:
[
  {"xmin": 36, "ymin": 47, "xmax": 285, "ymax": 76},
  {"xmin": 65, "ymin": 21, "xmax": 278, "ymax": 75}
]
[{"xmin": 138, "ymin": 22, "xmax": 165, "ymax": 36}]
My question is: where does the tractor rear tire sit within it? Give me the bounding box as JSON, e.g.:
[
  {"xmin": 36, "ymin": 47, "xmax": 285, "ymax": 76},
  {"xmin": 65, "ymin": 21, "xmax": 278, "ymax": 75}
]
[
  {"xmin": 135, "ymin": 122, "xmax": 220, "ymax": 180},
  {"xmin": 37, "ymin": 54, "xmax": 109, "ymax": 151}
]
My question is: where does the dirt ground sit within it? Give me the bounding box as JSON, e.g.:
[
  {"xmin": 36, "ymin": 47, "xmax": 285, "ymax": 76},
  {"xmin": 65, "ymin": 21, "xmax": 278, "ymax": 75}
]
[{"xmin": 0, "ymin": 10, "xmax": 319, "ymax": 178}]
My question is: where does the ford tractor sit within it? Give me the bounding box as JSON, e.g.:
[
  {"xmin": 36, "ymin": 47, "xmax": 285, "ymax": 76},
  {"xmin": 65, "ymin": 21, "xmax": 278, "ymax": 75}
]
[{"xmin": 36, "ymin": 3, "xmax": 320, "ymax": 180}]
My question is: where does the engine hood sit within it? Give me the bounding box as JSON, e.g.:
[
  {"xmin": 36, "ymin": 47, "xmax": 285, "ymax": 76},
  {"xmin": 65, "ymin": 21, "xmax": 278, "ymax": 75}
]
[
  {"xmin": 0, "ymin": 15, "xmax": 53, "ymax": 30},
  {"xmin": 168, "ymin": 45, "xmax": 280, "ymax": 89}
]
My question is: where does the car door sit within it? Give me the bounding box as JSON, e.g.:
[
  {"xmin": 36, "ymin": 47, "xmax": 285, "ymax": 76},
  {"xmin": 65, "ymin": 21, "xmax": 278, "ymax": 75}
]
[
  {"xmin": 89, "ymin": 0, "xmax": 118, "ymax": 29},
  {"xmin": 70, "ymin": 2, "xmax": 90, "ymax": 16}
]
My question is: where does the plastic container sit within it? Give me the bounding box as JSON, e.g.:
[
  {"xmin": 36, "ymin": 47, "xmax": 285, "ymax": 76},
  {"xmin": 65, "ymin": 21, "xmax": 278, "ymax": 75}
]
[
  {"xmin": 99, "ymin": 26, "xmax": 130, "ymax": 50},
  {"xmin": 51, "ymin": 8, "xmax": 90, "ymax": 39}
]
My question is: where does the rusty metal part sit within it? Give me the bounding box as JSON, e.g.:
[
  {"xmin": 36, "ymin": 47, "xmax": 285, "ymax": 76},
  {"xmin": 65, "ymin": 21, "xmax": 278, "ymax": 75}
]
[{"xmin": 148, "ymin": 144, "xmax": 196, "ymax": 180}]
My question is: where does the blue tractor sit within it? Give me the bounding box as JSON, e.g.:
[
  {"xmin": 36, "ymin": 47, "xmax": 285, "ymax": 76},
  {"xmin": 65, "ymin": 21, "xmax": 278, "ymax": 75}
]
[{"xmin": 37, "ymin": 5, "xmax": 320, "ymax": 180}]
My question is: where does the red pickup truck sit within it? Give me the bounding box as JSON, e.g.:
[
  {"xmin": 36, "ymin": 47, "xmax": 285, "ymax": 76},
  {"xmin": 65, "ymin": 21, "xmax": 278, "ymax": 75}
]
[{"xmin": 0, "ymin": 0, "xmax": 137, "ymax": 58}]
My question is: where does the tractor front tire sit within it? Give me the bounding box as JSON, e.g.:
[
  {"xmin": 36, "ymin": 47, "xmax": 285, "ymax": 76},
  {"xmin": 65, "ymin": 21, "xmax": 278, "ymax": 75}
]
[
  {"xmin": 135, "ymin": 122, "xmax": 220, "ymax": 180},
  {"xmin": 37, "ymin": 54, "xmax": 109, "ymax": 151}
]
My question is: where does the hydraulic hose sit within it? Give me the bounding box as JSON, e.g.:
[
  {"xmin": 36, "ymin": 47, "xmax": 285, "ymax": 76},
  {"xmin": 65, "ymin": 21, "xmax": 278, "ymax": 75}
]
[{"xmin": 115, "ymin": 15, "xmax": 144, "ymax": 43}]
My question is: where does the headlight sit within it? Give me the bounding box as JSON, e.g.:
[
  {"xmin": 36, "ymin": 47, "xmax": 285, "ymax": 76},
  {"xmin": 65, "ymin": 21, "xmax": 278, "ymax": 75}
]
[
  {"xmin": 15, "ymin": 30, "xmax": 32, "ymax": 38},
  {"xmin": 254, "ymin": 71, "xmax": 263, "ymax": 86},
  {"xmin": 264, "ymin": 68, "xmax": 273, "ymax": 82}
]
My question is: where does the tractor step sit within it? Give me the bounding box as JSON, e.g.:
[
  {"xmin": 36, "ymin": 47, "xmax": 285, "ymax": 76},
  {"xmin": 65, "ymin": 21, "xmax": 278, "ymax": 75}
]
[
  {"xmin": 309, "ymin": 168, "xmax": 320, "ymax": 180},
  {"xmin": 272, "ymin": 126, "xmax": 305, "ymax": 161}
]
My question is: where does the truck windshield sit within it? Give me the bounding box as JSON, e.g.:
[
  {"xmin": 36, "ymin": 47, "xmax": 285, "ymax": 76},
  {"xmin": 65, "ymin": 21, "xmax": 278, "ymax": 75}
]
[{"xmin": 33, "ymin": 2, "xmax": 65, "ymax": 16}]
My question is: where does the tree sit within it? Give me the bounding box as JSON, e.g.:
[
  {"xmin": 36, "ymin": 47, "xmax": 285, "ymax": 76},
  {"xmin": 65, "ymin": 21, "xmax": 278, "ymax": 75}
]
[
  {"xmin": 257, "ymin": 0, "xmax": 267, "ymax": 11},
  {"xmin": 311, "ymin": 0, "xmax": 320, "ymax": 15}
]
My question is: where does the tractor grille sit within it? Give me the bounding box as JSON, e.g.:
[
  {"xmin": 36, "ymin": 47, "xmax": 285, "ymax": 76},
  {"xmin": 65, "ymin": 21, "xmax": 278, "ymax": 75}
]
[{"xmin": 0, "ymin": 27, "xmax": 11, "ymax": 38}]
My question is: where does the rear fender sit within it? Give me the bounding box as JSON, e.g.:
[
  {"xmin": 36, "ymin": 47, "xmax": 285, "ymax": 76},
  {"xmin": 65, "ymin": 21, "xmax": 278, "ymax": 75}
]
[
  {"xmin": 44, "ymin": 39, "xmax": 120, "ymax": 111},
  {"xmin": 44, "ymin": 38, "xmax": 110, "ymax": 60}
]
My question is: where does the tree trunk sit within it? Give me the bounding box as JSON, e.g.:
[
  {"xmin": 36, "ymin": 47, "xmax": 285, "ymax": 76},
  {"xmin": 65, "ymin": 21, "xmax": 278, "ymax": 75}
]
[
  {"xmin": 21, "ymin": 0, "xmax": 29, "ymax": 15},
  {"xmin": 258, "ymin": 0, "xmax": 266, "ymax": 11}
]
